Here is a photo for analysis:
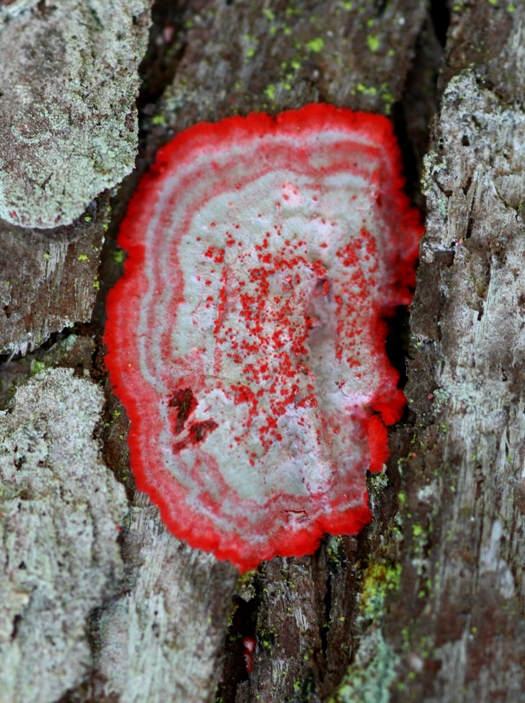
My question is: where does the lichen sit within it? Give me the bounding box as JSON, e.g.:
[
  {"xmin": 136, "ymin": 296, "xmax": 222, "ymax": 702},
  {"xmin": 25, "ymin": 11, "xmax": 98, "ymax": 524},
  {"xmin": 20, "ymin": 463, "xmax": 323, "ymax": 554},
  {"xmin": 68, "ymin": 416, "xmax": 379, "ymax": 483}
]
[
  {"xmin": 367, "ymin": 35, "xmax": 380, "ymax": 52},
  {"xmin": 305, "ymin": 37, "xmax": 325, "ymax": 52},
  {"xmin": 0, "ymin": 0, "xmax": 151, "ymax": 228},
  {"xmin": 329, "ymin": 630, "xmax": 398, "ymax": 703},
  {"xmin": 0, "ymin": 368, "xmax": 127, "ymax": 701},
  {"xmin": 359, "ymin": 562, "xmax": 402, "ymax": 623},
  {"xmin": 265, "ymin": 84, "xmax": 277, "ymax": 100}
]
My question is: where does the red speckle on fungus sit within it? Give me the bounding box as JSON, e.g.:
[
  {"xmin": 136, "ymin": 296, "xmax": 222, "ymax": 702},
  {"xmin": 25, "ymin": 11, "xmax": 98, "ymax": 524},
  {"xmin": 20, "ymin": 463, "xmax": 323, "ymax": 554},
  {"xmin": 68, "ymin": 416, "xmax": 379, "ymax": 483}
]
[{"xmin": 104, "ymin": 104, "xmax": 422, "ymax": 572}]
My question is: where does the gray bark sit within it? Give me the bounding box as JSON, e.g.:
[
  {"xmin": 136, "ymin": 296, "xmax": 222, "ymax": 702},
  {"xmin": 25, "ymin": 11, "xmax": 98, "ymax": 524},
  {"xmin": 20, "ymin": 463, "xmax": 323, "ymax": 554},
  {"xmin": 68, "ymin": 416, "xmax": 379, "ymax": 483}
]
[
  {"xmin": 1, "ymin": 1, "xmax": 525, "ymax": 702},
  {"xmin": 0, "ymin": 0, "xmax": 151, "ymax": 229},
  {"xmin": 0, "ymin": 368, "xmax": 127, "ymax": 703}
]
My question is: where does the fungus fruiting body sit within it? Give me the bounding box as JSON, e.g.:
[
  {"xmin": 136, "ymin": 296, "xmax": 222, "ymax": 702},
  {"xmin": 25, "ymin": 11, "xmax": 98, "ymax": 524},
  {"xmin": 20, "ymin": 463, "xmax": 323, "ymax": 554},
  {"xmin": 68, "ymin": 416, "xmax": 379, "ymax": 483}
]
[{"xmin": 105, "ymin": 104, "xmax": 421, "ymax": 571}]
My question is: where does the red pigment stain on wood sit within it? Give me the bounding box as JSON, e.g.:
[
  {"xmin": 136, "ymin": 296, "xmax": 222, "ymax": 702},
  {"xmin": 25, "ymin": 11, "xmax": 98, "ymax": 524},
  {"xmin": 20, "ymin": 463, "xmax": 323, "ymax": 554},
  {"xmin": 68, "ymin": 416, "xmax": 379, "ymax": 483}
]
[
  {"xmin": 104, "ymin": 104, "xmax": 422, "ymax": 572},
  {"xmin": 242, "ymin": 636, "xmax": 256, "ymax": 673}
]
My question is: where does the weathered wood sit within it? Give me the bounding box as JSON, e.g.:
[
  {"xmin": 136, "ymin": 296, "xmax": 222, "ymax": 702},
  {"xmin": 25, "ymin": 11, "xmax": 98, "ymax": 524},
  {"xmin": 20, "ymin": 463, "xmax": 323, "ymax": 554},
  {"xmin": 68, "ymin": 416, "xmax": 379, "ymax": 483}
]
[
  {"xmin": 156, "ymin": 0, "xmax": 426, "ymax": 123},
  {"xmin": 0, "ymin": 198, "xmax": 108, "ymax": 356}
]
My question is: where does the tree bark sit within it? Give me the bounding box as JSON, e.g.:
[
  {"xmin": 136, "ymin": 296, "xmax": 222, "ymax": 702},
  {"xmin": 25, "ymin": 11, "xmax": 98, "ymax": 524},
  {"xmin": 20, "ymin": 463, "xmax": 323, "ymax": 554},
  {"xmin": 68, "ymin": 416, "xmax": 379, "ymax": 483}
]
[{"xmin": 2, "ymin": 1, "xmax": 525, "ymax": 703}]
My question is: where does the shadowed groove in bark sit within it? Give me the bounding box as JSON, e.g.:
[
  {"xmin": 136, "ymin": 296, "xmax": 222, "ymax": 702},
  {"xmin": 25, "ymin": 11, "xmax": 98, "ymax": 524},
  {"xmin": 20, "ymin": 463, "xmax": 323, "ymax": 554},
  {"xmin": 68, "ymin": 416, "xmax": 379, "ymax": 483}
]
[
  {"xmin": 429, "ymin": 0, "xmax": 450, "ymax": 48},
  {"xmin": 216, "ymin": 583, "xmax": 261, "ymax": 702}
]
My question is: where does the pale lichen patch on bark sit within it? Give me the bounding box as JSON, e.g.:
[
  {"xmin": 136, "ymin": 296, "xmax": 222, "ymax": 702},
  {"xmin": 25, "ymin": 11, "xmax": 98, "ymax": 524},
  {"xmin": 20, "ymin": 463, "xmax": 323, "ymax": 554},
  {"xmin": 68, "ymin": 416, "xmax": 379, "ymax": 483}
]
[
  {"xmin": 0, "ymin": 0, "xmax": 151, "ymax": 229},
  {"xmin": 90, "ymin": 497, "xmax": 238, "ymax": 703},
  {"xmin": 0, "ymin": 368, "xmax": 127, "ymax": 703}
]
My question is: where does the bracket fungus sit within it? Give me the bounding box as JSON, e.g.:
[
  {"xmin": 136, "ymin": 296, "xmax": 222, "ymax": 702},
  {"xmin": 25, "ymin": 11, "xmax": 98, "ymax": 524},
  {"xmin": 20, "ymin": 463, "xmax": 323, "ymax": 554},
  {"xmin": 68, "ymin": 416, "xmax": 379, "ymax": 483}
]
[{"xmin": 105, "ymin": 104, "xmax": 422, "ymax": 571}]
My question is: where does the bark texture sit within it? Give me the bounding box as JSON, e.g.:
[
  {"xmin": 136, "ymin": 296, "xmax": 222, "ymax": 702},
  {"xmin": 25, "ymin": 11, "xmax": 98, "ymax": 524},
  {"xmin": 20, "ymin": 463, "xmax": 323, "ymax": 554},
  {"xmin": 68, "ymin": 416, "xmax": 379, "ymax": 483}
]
[
  {"xmin": 1, "ymin": 1, "xmax": 524, "ymax": 703},
  {"xmin": 0, "ymin": 368, "xmax": 127, "ymax": 703},
  {"xmin": 0, "ymin": 0, "xmax": 151, "ymax": 228},
  {"xmin": 0, "ymin": 197, "xmax": 108, "ymax": 356},
  {"xmin": 381, "ymin": 5, "xmax": 525, "ymax": 700}
]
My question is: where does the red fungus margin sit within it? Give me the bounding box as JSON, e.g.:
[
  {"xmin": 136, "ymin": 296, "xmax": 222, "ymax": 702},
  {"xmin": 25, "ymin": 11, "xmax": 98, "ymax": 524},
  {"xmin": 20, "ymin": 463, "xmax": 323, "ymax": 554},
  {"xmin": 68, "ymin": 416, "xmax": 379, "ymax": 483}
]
[{"xmin": 105, "ymin": 104, "xmax": 422, "ymax": 572}]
